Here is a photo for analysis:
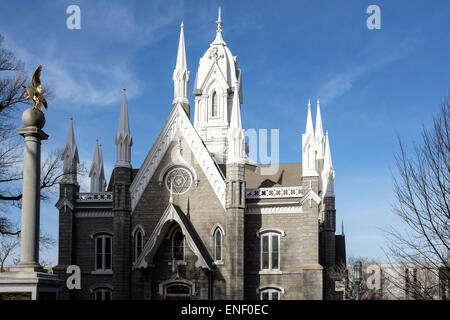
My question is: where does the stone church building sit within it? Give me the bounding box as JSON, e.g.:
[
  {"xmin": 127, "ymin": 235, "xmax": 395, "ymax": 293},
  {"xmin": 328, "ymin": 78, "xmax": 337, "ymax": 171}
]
[{"xmin": 54, "ymin": 10, "xmax": 345, "ymax": 300}]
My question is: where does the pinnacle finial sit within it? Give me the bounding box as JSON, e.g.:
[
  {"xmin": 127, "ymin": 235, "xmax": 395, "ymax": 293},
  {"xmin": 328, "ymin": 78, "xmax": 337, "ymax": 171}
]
[
  {"xmin": 308, "ymin": 99, "xmax": 311, "ymax": 108},
  {"xmin": 181, "ymin": 21, "xmax": 184, "ymax": 28},
  {"xmin": 216, "ymin": 7, "xmax": 223, "ymax": 32}
]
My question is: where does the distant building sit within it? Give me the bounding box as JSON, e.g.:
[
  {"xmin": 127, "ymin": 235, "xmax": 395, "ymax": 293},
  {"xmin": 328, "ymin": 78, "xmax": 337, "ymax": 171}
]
[
  {"xmin": 54, "ymin": 10, "xmax": 345, "ymax": 300},
  {"xmin": 343, "ymin": 262, "xmax": 448, "ymax": 300}
]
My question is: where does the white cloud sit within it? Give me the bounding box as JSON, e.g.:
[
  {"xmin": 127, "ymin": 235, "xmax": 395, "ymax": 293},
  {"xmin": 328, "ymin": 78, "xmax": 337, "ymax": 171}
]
[{"xmin": 318, "ymin": 38, "xmax": 417, "ymax": 104}]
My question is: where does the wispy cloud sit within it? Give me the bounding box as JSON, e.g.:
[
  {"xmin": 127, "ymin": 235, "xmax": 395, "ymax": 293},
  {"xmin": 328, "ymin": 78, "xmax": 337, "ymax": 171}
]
[
  {"xmin": 4, "ymin": 38, "xmax": 141, "ymax": 108},
  {"xmin": 318, "ymin": 38, "xmax": 417, "ymax": 104},
  {"xmin": 91, "ymin": 1, "xmax": 185, "ymax": 46}
]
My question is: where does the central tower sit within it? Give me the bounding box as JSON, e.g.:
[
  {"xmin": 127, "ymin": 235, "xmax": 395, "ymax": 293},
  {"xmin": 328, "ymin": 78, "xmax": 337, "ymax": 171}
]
[{"xmin": 193, "ymin": 8, "xmax": 243, "ymax": 163}]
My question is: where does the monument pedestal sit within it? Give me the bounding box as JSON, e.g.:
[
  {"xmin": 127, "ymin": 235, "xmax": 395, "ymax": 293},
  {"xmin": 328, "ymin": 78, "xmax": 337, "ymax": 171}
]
[
  {"xmin": 0, "ymin": 108, "xmax": 64, "ymax": 300},
  {"xmin": 0, "ymin": 267, "xmax": 63, "ymax": 300}
]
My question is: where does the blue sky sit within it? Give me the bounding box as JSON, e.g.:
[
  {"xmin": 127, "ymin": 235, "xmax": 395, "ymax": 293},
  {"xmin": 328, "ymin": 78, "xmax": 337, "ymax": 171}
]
[{"xmin": 0, "ymin": 0, "xmax": 449, "ymax": 264}]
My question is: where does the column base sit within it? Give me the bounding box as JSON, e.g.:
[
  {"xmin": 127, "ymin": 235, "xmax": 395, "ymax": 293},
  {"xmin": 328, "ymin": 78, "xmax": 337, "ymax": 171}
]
[{"xmin": 0, "ymin": 266, "xmax": 63, "ymax": 300}]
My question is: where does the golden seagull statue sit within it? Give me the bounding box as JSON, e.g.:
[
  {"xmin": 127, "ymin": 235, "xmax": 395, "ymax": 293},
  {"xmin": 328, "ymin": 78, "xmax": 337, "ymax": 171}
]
[{"xmin": 22, "ymin": 65, "xmax": 48, "ymax": 112}]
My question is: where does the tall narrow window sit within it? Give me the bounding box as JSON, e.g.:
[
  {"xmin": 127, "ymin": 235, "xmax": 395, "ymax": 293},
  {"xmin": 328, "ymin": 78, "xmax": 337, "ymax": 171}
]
[
  {"xmin": 135, "ymin": 229, "xmax": 143, "ymax": 260},
  {"xmin": 172, "ymin": 229, "xmax": 184, "ymax": 261},
  {"xmin": 214, "ymin": 228, "xmax": 222, "ymax": 261},
  {"xmin": 260, "ymin": 231, "xmax": 281, "ymax": 271},
  {"xmin": 95, "ymin": 234, "xmax": 112, "ymax": 271},
  {"xmin": 211, "ymin": 92, "xmax": 218, "ymax": 117}
]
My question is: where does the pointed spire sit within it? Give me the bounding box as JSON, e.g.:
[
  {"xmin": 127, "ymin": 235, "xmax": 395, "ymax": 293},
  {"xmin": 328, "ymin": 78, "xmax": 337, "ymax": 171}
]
[
  {"xmin": 227, "ymin": 81, "xmax": 244, "ymax": 164},
  {"xmin": 323, "ymin": 131, "xmax": 333, "ymax": 171},
  {"xmin": 302, "ymin": 100, "xmax": 318, "ymax": 176},
  {"xmin": 175, "ymin": 21, "xmax": 187, "ymax": 70},
  {"xmin": 216, "ymin": 7, "xmax": 223, "ymax": 32},
  {"xmin": 115, "ymin": 88, "xmax": 133, "ymax": 168},
  {"xmin": 322, "ymin": 131, "xmax": 335, "ymax": 197},
  {"xmin": 61, "ymin": 116, "xmax": 80, "ymax": 185},
  {"xmin": 89, "ymin": 138, "xmax": 106, "ymax": 192},
  {"xmin": 305, "ymin": 99, "xmax": 314, "ymax": 137},
  {"xmin": 229, "ymin": 82, "xmax": 242, "ymax": 129},
  {"xmin": 341, "ymin": 220, "xmax": 345, "ymax": 236},
  {"xmin": 99, "ymin": 143, "xmax": 106, "ymax": 191},
  {"xmin": 173, "ymin": 22, "xmax": 190, "ymax": 115},
  {"xmin": 315, "ymin": 99, "xmax": 325, "ymax": 159},
  {"xmin": 212, "ymin": 7, "xmax": 226, "ymax": 45}
]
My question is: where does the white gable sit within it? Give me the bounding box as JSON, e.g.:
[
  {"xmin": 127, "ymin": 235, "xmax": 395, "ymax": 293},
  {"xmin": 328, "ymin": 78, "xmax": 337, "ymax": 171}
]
[{"xmin": 130, "ymin": 104, "xmax": 226, "ymax": 212}]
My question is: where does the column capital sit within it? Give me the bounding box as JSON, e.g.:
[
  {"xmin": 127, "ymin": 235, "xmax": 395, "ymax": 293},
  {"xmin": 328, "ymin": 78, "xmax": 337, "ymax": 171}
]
[{"xmin": 17, "ymin": 126, "xmax": 49, "ymax": 140}]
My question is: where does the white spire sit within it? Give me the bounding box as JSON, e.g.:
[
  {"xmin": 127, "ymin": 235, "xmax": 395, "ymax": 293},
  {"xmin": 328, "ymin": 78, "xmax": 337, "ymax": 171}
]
[
  {"xmin": 305, "ymin": 99, "xmax": 314, "ymax": 137},
  {"xmin": 115, "ymin": 88, "xmax": 133, "ymax": 168},
  {"xmin": 322, "ymin": 131, "xmax": 335, "ymax": 197},
  {"xmin": 176, "ymin": 21, "xmax": 187, "ymax": 70},
  {"xmin": 61, "ymin": 116, "xmax": 79, "ymax": 184},
  {"xmin": 89, "ymin": 138, "xmax": 106, "ymax": 192},
  {"xmin": 302, "ymin": 100, "xmax": 318, "ymax": 176},
  {"xmin": 173, "ymin": 22, "xmax": 190, "ymax": 112},
  {"xmin": 212, "ymin": 7, "xmax": 226, "ymax": 45},
  {"xmin": 315, "ymin": 99, "xmax": 325, "ymax": 159},
  {"xmin": 227, "ymin": 81, "xmax": 245, "ymax": 164}
]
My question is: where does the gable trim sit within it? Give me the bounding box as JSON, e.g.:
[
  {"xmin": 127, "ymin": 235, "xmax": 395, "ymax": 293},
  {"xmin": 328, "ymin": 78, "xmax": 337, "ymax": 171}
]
[
  {"xmin": 133, "ymin": 203, "xmax": 214, "ymax": 270},
  {"xmin": 130, "ymin": 104, "xmax": 226, "ymax": 212}
]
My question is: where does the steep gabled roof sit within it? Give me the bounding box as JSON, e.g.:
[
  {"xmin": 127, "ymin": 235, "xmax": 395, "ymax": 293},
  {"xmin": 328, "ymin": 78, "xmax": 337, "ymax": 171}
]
[
  {"xmin": 133, "ymin": 203, "xmax": 214, "ymax": 270},
  {"xmin": 129, "ymin": 103, "xmax": 226, "ymax": 212}
]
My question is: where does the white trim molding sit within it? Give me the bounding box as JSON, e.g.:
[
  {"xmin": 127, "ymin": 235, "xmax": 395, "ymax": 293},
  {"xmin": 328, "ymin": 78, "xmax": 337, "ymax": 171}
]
[
  {"xmin": 158, "ymin": 278, "xmax": 196, "ymax": 297},
  {"xmin": 131, "ymin": 224, "xmax": 146, "ymax": 237},
  {"xmin": 210, "ymin": 223, "xmax": 226, "ymax": 236},
  {"xmin": 133, "ymin": 203, "xmax": 212, "ymax": 270},
  {"xmin": 256, "ymin": 285, "xmax": 285, "ymax": 294},
  {"xmin": 89, "ymin": 283, "xmax": 113, "ymax": 293},
  {"xmin": 76, "ymin": 192, "xmax": 113, "ymax": 202},
  {"xmin": 246, "ymin": 186, "xmax": 303, "ymax": 199},
  {"xmin": 246, "ymin": 206, "xmax": 303, "ymax": 215},
  {"xmin": 130, "ymin": 104, "xmax": 226, "ymax": 212},
  {"xmin": 257, "ymin": 228, "xmax": 286, "ymax": 238}
]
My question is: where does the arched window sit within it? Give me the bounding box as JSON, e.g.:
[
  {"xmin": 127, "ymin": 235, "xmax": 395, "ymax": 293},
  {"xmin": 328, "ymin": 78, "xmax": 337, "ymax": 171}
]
[
  {"xmin": 211, "ymin": 91, "xmax": 218, "ymax": 117},
  {"xmin": 135, "ymin": 229, "xmax": 143, "ymax": 260},
  {"xmin": 259, "ymin": 287, "xmax": 283, "ymax": 300},
  {"xmin": 172, "ymin": 229, "xmax": 184, "ymax": 261},
  {"xmin": 94, "ymin": 233, "xmax": 112, "ymax": 271},
  {"xmin": 213, "ymin": 228, "xmax": 223, "ymax": 262},
  {"xmin": 93, "ymin": 287, "xmax": 112, "ymax": 301}
]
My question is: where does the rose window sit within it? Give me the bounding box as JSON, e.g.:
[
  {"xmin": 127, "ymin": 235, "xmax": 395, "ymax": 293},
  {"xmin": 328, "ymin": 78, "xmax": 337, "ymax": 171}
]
[{"xmin": 165, "ymin": 167, "xmax": 193, "ymax": 194}]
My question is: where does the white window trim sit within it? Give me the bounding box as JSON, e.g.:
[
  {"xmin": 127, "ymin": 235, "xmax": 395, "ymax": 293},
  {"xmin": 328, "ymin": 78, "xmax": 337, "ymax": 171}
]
[
  {"xmin": 131, "ymin": 224, "xmax": 145, "ymax": 238},
  {"xmin": 257, "ymin": 286, "xmax": 285, "ymax": 300},
  {"xmin": 259, "ymin": 232, "xmax": 281, "ymax": 272},
  {"xmin": 134, "ymin": 229, "xmax": 144, "ymax": 262},
  {"xmin": 94, "ymin": 233, "xmax": 112, "ymax": 272},
  {"xmin": 213, "ymin": 227, "xmax": 224, "ymax": 263},
  {"xmin": 158, "ymin": 279, "xmax": 196, "ymax": 297}
]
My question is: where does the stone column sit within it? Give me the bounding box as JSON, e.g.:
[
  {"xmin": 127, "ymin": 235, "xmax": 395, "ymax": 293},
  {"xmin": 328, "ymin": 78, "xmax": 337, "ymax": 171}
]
[{"xmin": 17, "ymin": 108, "xmax": 48, "ymax": 270}]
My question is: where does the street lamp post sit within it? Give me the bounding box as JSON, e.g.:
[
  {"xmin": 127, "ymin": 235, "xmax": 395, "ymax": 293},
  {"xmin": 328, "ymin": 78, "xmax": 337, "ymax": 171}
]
[{"xmin": 354, "ymin": 261, "xmax": 363, "ymax": 300}]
